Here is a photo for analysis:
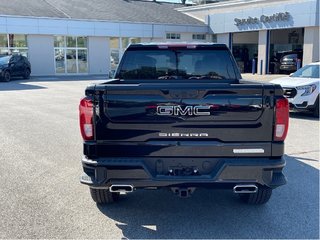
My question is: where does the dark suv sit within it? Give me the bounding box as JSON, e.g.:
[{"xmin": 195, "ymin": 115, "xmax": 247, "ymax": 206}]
[
  {"xmin": 279, "ymin": 51, "xmax": 303, "ymax": 74},
  {"xmin": 0, "ymin": 55, "xmax": 31, "ymax": 82}
]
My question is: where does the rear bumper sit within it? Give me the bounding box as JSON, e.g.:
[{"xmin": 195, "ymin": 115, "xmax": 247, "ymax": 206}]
[
  {"xmin": 289, "ymin": 102, "xmax": 317, "ymax": 111},
  {"xmin": 288, "ymin": 95, "xmax": 318, "ymax": 112},
  {"xmin": 80, "ymin": 156, "xmax": 286, "ymax": 189}
]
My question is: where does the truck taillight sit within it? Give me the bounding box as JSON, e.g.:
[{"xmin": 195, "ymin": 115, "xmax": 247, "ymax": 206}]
[
  {"xmin": 274, "ymin": 98, "xmax": 289, "ymax": 141},
  {"xmin": 79, "ymin": 97, "xmax": 94, "ymax": 140}
]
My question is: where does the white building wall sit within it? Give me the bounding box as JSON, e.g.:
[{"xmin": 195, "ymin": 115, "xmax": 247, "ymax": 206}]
[
  {"xmin": 303, "ymin": 26, "xmax": 320, "ymax": 65},
  {"xmin": 27, "ymin": 35, "xmax": 55, "ymax": 76},
  {"xmin": 88, "ymin": 36, "xmax": 109, "ymax": 74},
  {"xmin": 179, "ymin": 33, "xmax": 191, "ymax": 41},
  {"xmin": 217, "ymin": 33, "xmax": 230, "ymax": 47},
  {"xmin": 257, "ymin": 30, "xmax": 268, "ymax": 75}
]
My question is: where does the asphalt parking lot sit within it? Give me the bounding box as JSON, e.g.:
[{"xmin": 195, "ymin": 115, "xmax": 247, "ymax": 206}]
[{"xmin": 0, "ymin": 77, "xmax": 319, "ymax": 239}]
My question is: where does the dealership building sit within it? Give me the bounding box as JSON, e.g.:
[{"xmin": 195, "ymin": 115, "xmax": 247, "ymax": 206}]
[
  {"xmin": 179, "ymin": 0, "xmax": 319, "ymax": 74},
  {"xmin": 0, "ymin": 0, "xmax": 209, "ymax": 76},
  {"xmin": 0, "ymin": 0, "xmax": 319, "ymax": 76}
]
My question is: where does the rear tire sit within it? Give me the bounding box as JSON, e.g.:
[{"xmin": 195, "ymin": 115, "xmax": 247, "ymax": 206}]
[
  {"xmin": 239, "ymin": 187, "xmax": 272, "ymax": 205},
  {"xmin": 89, "ymin": 188, "xmax": 120, "ymax": 204},
  {"xmin": 23, "ymin": 68, "xmax": 31, "ymax": 79},
  {"xmin": 2, "ymin": 70, "xmax": 11, "ymax": 82}
]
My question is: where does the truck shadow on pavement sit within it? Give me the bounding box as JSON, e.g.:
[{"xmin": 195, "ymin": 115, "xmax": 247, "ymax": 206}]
[
  {"xmin": 0, "ymin": 76, "xmax": 108, "ymax": 91},
  {"xmin": 290, "ymin": 112, "xmax": 319, "ymax": 121},
  {"xmin": 0, "ymin": 79, "xmax": 47, "ymax": 91},
  {"xmin": 97, "ymin": 155, "xmax": 319, "ymax": 239}
]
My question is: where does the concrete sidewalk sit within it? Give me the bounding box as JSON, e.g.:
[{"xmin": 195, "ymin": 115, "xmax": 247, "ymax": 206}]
[{"xmin": 241, "ymin": 73, "xmax": 288, "ymax": 82}]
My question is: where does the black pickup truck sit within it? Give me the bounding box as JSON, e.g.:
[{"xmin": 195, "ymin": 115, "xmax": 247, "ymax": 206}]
[{"xmin": 79, "ymin": 43, "xmax": 288, "ymax": 205}]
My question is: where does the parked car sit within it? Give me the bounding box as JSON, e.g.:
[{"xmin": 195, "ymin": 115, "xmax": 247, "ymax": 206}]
[
  {"xmin": 279, "ymin": 50, "xmax": 303, "ymax": 74},
  {"xmin": 271, "ymin": 62, "xmax": 319, "ymax": 117},
  {"xmin": 0, "ymin": 54, "xmax": 31, "ymax": 82}
]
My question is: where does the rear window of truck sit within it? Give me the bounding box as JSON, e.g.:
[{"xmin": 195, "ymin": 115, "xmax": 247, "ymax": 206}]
[{"xmin": 116, "ymin": 49, "xmax": 238, "ymax": 81}]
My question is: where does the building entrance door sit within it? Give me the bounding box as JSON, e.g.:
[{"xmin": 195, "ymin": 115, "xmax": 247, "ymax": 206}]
[
  {"xmin": 269, "ymin": 28, "xmax": 304, "ymax": 74},
  {"xmin": 232, "ymin": 31, "xmax": 258, "ymax": 73}
]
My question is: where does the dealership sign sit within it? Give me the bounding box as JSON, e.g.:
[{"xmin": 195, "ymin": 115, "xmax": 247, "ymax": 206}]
[{"xmin": 234, "ymin": 12, "xmax": 290, "ymax": 26}]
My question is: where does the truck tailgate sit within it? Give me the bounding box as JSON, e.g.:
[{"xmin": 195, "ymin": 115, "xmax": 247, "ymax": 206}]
[{"xmin": 91, "ymin": 82, "xmax": 276, "ymax": 157}]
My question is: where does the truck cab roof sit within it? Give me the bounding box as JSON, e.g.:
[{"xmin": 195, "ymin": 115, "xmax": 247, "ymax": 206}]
[{"xmin": 127, "ymin": 42, "xmax": 229, "ymax": 50}]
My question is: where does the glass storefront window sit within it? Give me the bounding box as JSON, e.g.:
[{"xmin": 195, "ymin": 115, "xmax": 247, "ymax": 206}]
[
  {"xmin": 110, "ymin": 38, "xmax": 120, "ymax": 72},
  {"xmin": 78, "ymin": 49, "xmax": 88, "ymax": 73},
  {"xmin": 110, "ymin": 37, "xmax": 119, "ymax": 49},
  {"xmin": 130, "ymin": 38, "xmax": 141, "ymax": 44},
  {"xmin": 0, "ymin": 34, "xmax": 8, "ymax": 47},
  {"xmin": 9, "ymin": 34, "xmax": 27, "ymax": 47},
  {"xmin": 269, "ymin": 28, "xmax": 304, "ymax": 74},
  {"xmin": 110, "ymin": 37, "xmax": 141, "ymax": 72},
  {"xmin": 0, "ymin": 49, "xmax": 9, "ymax": 55},
  {"xmin": 54, "ymin": 36, "xmax": 65, "ymax": 48},
  {"xmin": 121, "ymin": 38, "xmax": 141, "ymax": 49},
  {"xmin": 110, "ymin": 49, "xmax": 120, "ymax": 71},
  {"xmin": 66, "ymin": 49, "xmax": 77, "ymax": 73},
  {"xmin": 211, "ymin": 34, "xmax": 217, "ymax": 43},
  {"xmin": 0, "ymin": 34, "xmax": 28, "ymax": 57},
  {"xmin": 66, "ymin": 36, "xmax": 77, "ymax": 48},
  {"xmin": 232, "ymin": 44, "xmax": 258, "ymax": 73},
  {"xmin": 192, "ymin": 34, "xmax": 206, "ymax": 40},
  {"xmin": 10, "ymin": 49, "xmax": 28, "ymax": 57},
  {"xmin": 54, "ymin": 36, "xmax": 88, "ymax": 74},
  {"xmin": 77, "ymin": 37, "xmax": 87, "ymax": 48},
  {"xmin": 232, "ymin": 31, "xmax": 259, "ymax": 73},
  {"xmin": 166, "ymin": 33, "xmax": 181, "ymax": 39},
  {"xmin": 55, "ymin": 49, "xmax": 65, "ymax": 73},
  {"xmin": 122, "ymin": 38, "xmax": 130, "ymax": 49},
  {"xmin": 121, "ymin": 37, "xmax": 141, "ymax": 49}
]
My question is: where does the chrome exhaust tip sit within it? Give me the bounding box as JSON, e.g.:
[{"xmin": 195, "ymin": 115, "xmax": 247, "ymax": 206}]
[
  {"xmin": 233, "ymin": 184, "xmax": 258, "ymax": 194},
  {"xmin": 110, "ymin": 185, "xmax": 134, "ymax": 193}
]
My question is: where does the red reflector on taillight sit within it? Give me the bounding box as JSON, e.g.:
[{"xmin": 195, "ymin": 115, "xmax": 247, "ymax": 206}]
[
  {"xmin": 274, "ymin": 98, "xmax": 289, "ymax": 141},
  {"xmin": 79, "ymin": 97, "xmax": 94, "ymax": 140}
]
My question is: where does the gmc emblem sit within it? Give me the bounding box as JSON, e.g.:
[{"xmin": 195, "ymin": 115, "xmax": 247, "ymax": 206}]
[{"xmin": 157, "ymin": 105, "xmax": 211, "ymax": 116}]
